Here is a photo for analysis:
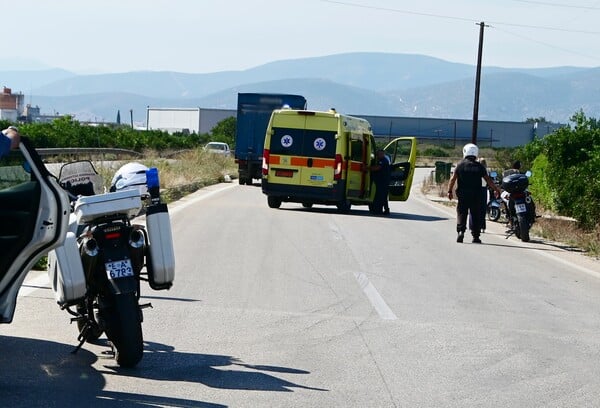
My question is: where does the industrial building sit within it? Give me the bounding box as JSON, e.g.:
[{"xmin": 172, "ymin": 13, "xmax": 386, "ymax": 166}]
[
  {"xmin": 0, "ymin": 87, "xmax": 24, "ymax": 121},
  {"xmin": 146, "ymin": 107, "xmax": 235, "ymax": 135},
  {"xmin": 146, "ymin": 106, "xmax": 561, "ymax": 147}
]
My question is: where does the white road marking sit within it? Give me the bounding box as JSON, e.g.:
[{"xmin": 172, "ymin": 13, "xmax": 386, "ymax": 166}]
[
  {"xmin": 167, "ymin": 183, "xmax": 237, "ymax": 216},
  {"xmin": 18, "ymin": 273, "xmax": 50, "ymax": 297},
  {"xmin": 329, "ymin": 221, "xmax": 397, "ymax": 320},
  {"xmin": 353, "ymin": 270, "xmax": 398, "ymax": 320}
]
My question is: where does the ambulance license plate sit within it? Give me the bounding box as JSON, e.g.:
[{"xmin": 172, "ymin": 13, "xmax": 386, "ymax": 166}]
[
  {"xmin": 105, "ymin": 259, "xmax": 134, "ymax": 280},
  {"xmin": 515, "ymin": 203, "xmax": 527, "ymax": 214}
]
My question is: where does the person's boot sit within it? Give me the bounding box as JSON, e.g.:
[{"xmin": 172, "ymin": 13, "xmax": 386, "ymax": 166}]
[
  {"xmin": 456, "ymin": 231, "xmax": 464, "ymax": 243},
  {"xmin": 472, "ymin": 236, "xmax": 482, "ymax": 244}
]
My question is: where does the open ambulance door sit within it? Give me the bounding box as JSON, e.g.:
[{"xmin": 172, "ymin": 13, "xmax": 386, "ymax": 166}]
[
  {"xmin": 0, "ymin": 138, "xmax": 69, "ymax": 323},
  {"xmin": 346, "ymin": 133, "xmax": 371, "ymax": 199},
  {"xmin": 384, "ymin": 137, "xmax": 417, "ymax": 201}
]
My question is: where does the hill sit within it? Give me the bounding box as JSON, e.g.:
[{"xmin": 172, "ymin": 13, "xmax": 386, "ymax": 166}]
[{"xmin": 5, "ymin": 52, "xmax": 599, "ymax": 124}]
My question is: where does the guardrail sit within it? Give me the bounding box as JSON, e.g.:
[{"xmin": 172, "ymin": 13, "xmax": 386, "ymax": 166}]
[{"xmin": 36, "ymin": 147, "xmax": 142, "ymax": 159}]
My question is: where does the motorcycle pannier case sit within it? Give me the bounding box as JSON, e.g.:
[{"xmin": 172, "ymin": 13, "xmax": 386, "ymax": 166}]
[
  {"xmin": 74, "ymin": 189, "xmax": 142, "ymax": 224},
  {"xmin": 501, "ymin": 174, "xmax": 529, "ymax": 193},
  {"xmin": 47, "ymin": 232, "xmax": 86, "ymax": 305},
  {"xmin": 145, "ymin": 203, "xmax": 175, "ymax": 290}
]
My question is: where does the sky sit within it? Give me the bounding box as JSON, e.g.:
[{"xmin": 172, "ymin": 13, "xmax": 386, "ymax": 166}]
[{"xmin": 4, "ymin": 0, "xmax": 600, "ymax": 74}]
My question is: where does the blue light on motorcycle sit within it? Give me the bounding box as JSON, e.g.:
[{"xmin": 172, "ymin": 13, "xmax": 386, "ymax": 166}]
[{"xmin": 146, "ymin": 167, "xmax": 160, "ymax": 189}]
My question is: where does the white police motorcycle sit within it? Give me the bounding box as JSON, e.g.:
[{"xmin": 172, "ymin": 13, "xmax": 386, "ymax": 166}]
[{"xmin": 47, "ymin": 160, "xmax": 175, "ymax": 367}]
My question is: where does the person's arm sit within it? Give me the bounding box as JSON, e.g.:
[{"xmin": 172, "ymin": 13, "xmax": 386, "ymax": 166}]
[
  {"xmin": 447, "ymin": 171, "xmax": 458, "ymax": 200},
  {"xmin": 483, "ymin": 173, "xmax": 501, "ymax": 197},
  {"xmin": 0, "ymin": 127, "xmax": 20, "ymax": 158}
]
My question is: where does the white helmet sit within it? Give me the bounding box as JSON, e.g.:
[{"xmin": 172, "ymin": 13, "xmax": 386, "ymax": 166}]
[
  {"xmin": 463, "ymin": 143, "xmax": 479, "ymax": 158},
  {"xmin": 110, "ymin": 162, "xmax": 149, "ymax": 196}
]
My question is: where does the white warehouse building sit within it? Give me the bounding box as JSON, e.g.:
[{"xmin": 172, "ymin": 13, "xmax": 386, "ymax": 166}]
[{"xmin": 146, "ymin": 107, "xmax": 234, "ymax": 134}]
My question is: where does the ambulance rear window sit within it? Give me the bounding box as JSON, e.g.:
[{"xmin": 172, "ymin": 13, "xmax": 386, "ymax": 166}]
[{"xmin": 271, "ymin": 128, "xmax": 336, "ymax": 158}]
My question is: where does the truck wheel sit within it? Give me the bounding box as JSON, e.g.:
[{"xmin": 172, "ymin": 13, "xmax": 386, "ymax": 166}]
[
  {"xmin": 238, "ymin": 177, "xmax": 246, "ymax": 185},
  {"xmin": 245, "ymin": 178, "xmax": 254, "ymax": 186},
  {"xmin": 268, "ymin": 196, "xmax": 282, "ymax": 209}
]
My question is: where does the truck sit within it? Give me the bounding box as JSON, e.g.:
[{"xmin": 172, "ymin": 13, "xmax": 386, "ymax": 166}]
[{"xmin": 235, "ymin": 93, "xmax": 307, "ymax": 185}]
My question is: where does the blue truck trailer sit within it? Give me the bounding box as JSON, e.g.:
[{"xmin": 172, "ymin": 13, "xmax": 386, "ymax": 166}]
[{"xmin": 235, "ymin": 93, "xmax": 307, "ymax": 185}]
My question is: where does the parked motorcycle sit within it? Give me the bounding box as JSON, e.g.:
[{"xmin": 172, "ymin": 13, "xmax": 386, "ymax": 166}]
[
  {"xmin": 501, "ymin": 170, "xmax": 536, "ymax": 242},
  {"xmin": 486, "ymin": 171, "xmax": 506, "ymax": 222},
  {"xmin": 47, "ymin": 161, "xmax": 175, "ymax": 367}
]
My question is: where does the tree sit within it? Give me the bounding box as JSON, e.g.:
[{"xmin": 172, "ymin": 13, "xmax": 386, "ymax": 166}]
[{"xmin": 209, "ymin": 117, "xmax": 236, "ymax": 148}]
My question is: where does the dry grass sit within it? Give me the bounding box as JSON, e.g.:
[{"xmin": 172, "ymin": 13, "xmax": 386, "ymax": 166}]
[
  {"xmin": 532, "ymin": 218, "xmax": 600, "ymax": 258},
  {"xmin": 93, "ymin": 149, "xmax": 237, "ymax": 203}
]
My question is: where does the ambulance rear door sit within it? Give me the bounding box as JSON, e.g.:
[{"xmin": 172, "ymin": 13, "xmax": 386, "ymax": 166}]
[{"xmin": 346, "ymin": 132, "xmax": 371, "ymax": 199}]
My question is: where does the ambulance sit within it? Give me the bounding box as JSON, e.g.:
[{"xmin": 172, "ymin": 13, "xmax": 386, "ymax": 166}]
[{"xmin": 261, "ymin": 108, "xmax": 417, "ymax": 213}]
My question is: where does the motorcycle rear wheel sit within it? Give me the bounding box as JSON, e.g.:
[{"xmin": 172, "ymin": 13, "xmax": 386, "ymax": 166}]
[
  {"xmin": 517, "ymin": 214, "xmax": 530, "ymax": 242},
  {"xmin": 488, "ymin": 206, "xmax": 500, "ymax": 222},
  {"xmin": 104, "ymin": 293, "xmax": 143, "ymax": 368}
]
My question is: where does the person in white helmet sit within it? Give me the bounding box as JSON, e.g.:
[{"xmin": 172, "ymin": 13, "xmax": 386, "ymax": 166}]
[{"xmin": 447, "ymin": 143, "xmax": 500, "ymax": 243}]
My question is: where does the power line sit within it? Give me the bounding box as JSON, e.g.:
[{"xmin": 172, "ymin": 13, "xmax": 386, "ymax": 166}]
[
  {"xmin": 511, "ymin": 0, "xmax": 600, "ymax": 10},
  {"xmin": 320, "ymin": 0, "xmax": 600, "ymax": 34},
  {"xmin": 494, "ymin": 25, "xmax": 600, "ymax": 63}
]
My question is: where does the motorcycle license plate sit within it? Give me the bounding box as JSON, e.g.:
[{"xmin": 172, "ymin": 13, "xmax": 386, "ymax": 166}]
[
  {"xmin": 105, "ymin": 259, "xmax": 134, "ymax": 280},
  {"xmin": 515, "ymin": 203, "xmax": 527, "ymax": 214}
]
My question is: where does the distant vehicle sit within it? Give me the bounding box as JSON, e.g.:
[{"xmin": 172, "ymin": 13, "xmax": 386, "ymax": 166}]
[
  {"xmin": 235, "ymin": 93, "xmax": 307, "ymax": 185},
  {"xmin": 204, "ymin": 142, "xmax": 231, "ymax": 157}
]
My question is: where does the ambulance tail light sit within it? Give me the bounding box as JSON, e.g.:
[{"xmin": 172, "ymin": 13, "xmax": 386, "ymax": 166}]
[
  {"xmin": 334, "ymin": 154, "xmax": 343, "ymax": 180},
  {"xmin": 262, "ymin": 148, "xmax": 270, "ymax": 176}
]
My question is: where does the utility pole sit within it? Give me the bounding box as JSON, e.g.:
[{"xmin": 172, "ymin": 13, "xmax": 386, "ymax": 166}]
[{"xmin": 471, "ymin": 21, "xmax": 487, "ymax": 145}]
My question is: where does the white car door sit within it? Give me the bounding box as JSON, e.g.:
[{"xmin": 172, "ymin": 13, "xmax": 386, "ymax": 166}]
[{"xmin": 0, "ymin": 138, "xmax": 69, "ymax": 323}]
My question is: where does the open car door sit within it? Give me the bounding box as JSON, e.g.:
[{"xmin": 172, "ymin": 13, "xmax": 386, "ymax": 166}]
[
  {"xmin": 0, "ymin": 138, "xmax": 69, "ymax": 323},
  {"xmin": 384, "ymin": 137, "xmax": 417, "ymax": 201}
]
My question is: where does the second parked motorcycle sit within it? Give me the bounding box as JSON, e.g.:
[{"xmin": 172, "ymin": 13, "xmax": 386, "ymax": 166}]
[{"xmin": 501, "ymin": 171, "xmax": 536, "ymax": 242}]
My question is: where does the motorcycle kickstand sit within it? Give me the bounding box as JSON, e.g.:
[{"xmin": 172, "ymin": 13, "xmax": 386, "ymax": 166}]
[{"xmin": 69, "ymin": 316, "xmax": 97, "ymax": 354}]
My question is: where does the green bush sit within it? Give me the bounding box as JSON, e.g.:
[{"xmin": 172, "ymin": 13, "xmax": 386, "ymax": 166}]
[
  {"xmin": 527, "ymin": 111, "xmax": 600, "ymax": 228},
  {"xmin": 422, "ymin": 147, "xmax": 450, "ymax": 157},
  {"xmin": 16, "ymin": 116, "xmax": 211, "ymax": 151},
  {"xmin": 529, "ymin": 153, "xmax": 555, "ymax": 212}
]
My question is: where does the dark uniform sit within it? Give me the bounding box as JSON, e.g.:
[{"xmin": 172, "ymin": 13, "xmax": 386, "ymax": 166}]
[
  {"xmin": 371, "ymin": 155, "xmax": 391, "ymax": 214},
  {"xmin": 454, "ymin": 157, "xmax": 487, "ymax": 239}
]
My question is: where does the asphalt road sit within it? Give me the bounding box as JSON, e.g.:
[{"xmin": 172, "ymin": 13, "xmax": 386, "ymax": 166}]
[{"xmin": 3, "ymin": 169, "xmax": 600, "ymax": 407}]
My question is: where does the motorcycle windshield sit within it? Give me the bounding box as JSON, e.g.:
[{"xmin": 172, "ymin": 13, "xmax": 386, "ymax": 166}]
[{"xmin": 58, "ymin": 160, "xmax": 104, "ymax": 196}]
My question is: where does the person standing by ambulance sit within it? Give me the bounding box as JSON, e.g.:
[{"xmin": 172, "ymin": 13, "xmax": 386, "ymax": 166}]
[
  {"xmin": 367, "ymin": 149, "xmax": 391, "ymax": 215},
  {"xmin": 448, "ymin": 144, "xmax": 500, "ymax": 243}
]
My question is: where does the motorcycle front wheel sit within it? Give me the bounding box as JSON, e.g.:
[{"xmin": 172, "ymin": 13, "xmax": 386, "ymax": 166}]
[
  {"xmin": 517, "ymin": 214, "xmax": 530, "ymax": 242},
  {"xmin": 103, "ymin": 293, "xmax": 143, "ymax": 368}
]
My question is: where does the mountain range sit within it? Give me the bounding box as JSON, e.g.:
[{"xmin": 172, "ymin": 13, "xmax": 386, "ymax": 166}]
[{"xmin": 2, "ymin": 52, "xmax": 598, "ymax": 125}]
